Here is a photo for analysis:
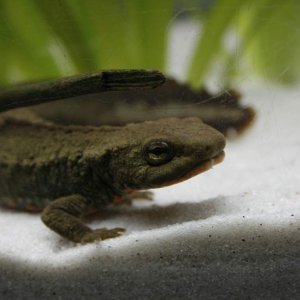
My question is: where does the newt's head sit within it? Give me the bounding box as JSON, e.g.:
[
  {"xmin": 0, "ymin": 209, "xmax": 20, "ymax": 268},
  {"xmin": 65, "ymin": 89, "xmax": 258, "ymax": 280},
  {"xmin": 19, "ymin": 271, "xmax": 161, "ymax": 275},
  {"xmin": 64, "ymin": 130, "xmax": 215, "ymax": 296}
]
[{"xmin": 108, "ymin": 117, "xmax": 225, "ymax": 191}]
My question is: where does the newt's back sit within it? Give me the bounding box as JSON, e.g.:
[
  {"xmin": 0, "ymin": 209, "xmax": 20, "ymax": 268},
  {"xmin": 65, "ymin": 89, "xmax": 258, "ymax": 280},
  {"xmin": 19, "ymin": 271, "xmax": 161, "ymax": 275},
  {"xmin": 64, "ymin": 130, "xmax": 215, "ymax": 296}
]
[{"xmin": 0, "ymin": 110, "xmax": 110, "ymax": 210}]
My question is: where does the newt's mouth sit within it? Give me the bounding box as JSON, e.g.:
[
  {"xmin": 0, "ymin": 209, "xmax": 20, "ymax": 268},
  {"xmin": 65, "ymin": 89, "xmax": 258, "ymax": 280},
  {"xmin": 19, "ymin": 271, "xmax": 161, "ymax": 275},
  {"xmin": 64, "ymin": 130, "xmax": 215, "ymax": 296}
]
[{"xmin": 157, "ymin": 150, "xmax": 225, "ymax": 188}]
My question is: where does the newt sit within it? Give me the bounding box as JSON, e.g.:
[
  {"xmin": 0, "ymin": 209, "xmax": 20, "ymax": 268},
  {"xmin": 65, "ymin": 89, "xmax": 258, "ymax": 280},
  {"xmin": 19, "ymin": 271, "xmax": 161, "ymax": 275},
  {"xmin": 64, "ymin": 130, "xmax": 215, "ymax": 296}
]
[
  {"xmin": 32, "ymin": 78, "xmax": 255, "ymax": 136},
  {"xmin": 0, "ymin": 70, "xmax": 225, "ymax": 244}
]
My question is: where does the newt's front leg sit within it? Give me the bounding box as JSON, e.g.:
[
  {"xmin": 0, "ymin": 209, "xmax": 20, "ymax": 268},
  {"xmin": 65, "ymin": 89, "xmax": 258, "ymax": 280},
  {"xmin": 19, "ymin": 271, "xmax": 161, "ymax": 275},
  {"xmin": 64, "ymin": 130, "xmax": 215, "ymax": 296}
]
[{"xmin": 41, "ymin": 195, "xmax": 125, "ymax": 244}]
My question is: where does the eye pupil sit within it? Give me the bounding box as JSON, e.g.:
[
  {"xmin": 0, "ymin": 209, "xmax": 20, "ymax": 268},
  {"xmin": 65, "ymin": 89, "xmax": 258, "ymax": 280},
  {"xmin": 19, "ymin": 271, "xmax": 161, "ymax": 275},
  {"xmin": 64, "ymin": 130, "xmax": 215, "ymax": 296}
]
[{"xmin": 150, "ymin": 146, "xmax": 165, "ymax": 156}]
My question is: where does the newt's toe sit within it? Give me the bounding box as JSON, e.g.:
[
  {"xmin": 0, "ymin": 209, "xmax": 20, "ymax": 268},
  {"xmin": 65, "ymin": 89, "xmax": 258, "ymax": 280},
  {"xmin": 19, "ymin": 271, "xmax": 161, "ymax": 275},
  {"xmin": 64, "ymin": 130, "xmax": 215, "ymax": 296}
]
[
  {"xmin": 123, "ymin": 191, "xmax": 154, "ymax": 204},
  {"xmin": 81, "ymin": 227, "xmax": 126, "ymax": 244}
]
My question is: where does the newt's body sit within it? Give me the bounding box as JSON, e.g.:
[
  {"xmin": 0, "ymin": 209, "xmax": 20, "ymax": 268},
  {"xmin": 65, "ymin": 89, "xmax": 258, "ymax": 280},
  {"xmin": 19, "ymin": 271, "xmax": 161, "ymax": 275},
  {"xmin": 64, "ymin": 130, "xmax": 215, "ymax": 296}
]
[
  {"xmin": 0, "ymin": 70, "xmax": 227, "ymax": 244},
  {"xmin": 0, "ymin": 110, "xmax": 225, "ymax": 243}
]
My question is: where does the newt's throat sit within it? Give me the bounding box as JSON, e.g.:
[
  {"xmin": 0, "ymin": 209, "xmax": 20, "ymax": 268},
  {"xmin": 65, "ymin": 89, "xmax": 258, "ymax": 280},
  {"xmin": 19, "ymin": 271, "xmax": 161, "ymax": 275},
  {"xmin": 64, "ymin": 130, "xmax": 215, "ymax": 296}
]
[{"xmin": 157, "ymin": 151, "xmax": 225, "ymax": 188}]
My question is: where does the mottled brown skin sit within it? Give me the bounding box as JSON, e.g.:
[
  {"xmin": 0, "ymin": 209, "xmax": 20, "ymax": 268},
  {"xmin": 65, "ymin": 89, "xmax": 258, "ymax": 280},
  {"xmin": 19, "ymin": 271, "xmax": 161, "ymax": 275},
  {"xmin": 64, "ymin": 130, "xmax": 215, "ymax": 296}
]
[{"xmin": 0, "ymin": 110, "xmax": 225, "ymax": 243}]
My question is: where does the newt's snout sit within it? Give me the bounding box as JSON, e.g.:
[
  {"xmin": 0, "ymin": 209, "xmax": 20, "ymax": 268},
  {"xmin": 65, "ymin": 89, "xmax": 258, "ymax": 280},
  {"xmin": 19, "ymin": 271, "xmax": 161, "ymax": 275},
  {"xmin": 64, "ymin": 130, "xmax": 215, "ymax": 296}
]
[{"xmin": 193, "ymin": 127, "xmax": 226, "ymax": 161}]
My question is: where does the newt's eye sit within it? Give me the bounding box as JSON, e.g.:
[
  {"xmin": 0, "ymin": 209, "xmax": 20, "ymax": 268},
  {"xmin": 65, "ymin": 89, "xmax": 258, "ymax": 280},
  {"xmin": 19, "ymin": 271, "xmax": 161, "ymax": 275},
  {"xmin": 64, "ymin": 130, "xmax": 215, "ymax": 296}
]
[{"xmin": 143, "ymin": 141, "xmax": 175, "ymax": 166}]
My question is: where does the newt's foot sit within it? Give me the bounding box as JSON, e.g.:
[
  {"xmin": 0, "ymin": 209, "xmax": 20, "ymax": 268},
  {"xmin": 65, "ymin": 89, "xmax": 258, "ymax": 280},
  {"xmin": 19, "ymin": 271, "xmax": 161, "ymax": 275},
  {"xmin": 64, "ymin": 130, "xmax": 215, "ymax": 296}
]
[
  {"xmin": 122, "ymin": 191, "xmax": 154, "ymax": 205},
  {"xmin": 81, "ymin": 227, "xmax": 126, "ymax": 244},
  {"xmin": 132, "ymin": 191, "xmax": 154, "ymax": 201}
]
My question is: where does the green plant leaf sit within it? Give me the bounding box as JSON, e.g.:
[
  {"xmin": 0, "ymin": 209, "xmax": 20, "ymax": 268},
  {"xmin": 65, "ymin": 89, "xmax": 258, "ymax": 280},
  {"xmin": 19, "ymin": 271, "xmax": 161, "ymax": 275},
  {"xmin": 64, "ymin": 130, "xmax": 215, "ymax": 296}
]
[
  {"xmin": 124, "ymin": 0, "xmax": 172, "ymax": 70},
  {"xmin": 2, "ymin": 0, "xmax": 64, "ymax": 79},
  {"xmin": 245, "ymin": 0, "xmax": 300, "ymax": 84},
  {"xmin": 186, "ymin": 0, "xmax": 247, "ymax": 88},
  {"xmin": 33, "ymin": 0, "xmax": 99, "ymax": 72}
]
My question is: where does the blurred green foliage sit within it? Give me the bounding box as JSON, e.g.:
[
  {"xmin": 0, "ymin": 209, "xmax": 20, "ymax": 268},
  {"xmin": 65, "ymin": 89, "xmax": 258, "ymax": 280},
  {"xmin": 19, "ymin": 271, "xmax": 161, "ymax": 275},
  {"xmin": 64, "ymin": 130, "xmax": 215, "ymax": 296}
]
[{"xmin": 0, "ymin": 0, "xmax": 300, "ymax": 88}]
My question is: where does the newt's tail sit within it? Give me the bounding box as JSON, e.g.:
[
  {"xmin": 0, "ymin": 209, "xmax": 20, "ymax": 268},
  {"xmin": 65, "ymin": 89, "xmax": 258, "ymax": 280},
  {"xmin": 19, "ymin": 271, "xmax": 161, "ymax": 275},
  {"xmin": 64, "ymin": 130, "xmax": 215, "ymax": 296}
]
[{"xmin": 0, "ymin": 70, "xmax": 165, "ymax": 112}]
